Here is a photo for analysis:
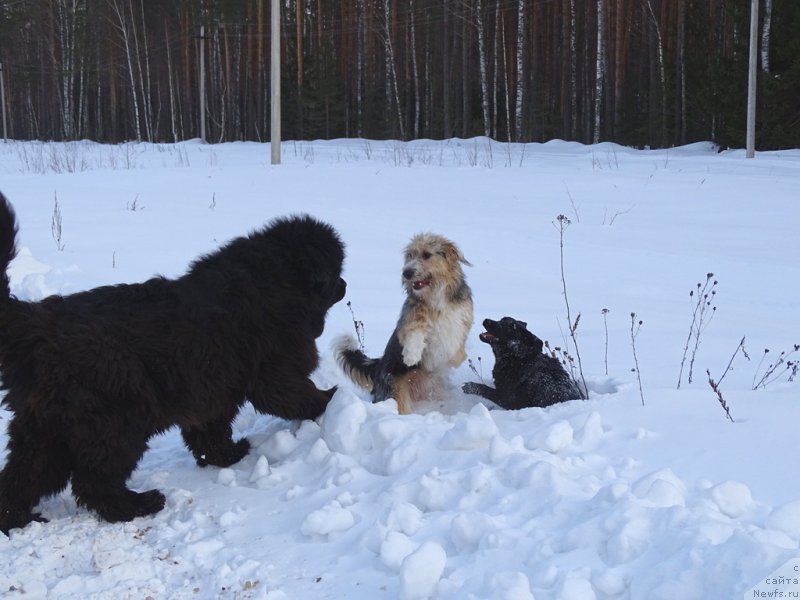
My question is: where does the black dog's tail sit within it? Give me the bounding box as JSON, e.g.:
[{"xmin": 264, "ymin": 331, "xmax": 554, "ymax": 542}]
[
  {"xmin": 0, "ymin": 192, "xmax": 19, "ymax": 300},
  {"xmin": 332, "ymin": 335, "xmax": 379, "ymax": 392}
]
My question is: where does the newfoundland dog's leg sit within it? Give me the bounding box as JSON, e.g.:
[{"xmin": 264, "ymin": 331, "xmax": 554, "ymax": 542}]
[
  {"xmin": 0, "ymin": 415, "xmax": 72, "ymax": 534},
  {"xmin": 181, "ymin": 416, "xmax": 250, "ymax": 468},
  {"xmin": 72, "ymin": 478, "xmax": 166, "ymax": 524},
  {"xmin": 70, "ymin": 432, "xmax": 165, "ymax": 523}
]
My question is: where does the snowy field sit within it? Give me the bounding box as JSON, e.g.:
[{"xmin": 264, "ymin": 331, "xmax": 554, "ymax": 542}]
[{"xmin": 0, "ymin": 137, "xmax": 798, "ymax": 599}]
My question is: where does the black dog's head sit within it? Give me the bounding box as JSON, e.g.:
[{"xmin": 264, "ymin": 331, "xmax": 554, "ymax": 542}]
[
  {"xmin": 265, "ymin": 215, "xmax": 347, "ymax": 336},
  {"xmin": 478, "ymin": 316, "xmax": 543, "ymax": 359}
]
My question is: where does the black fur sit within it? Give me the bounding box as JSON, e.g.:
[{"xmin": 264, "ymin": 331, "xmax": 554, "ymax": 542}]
[
  {"xmin": 0, "ymin": 192, "xmax": 346, "ymax": 533},
  {"xmin": 462, "ymin": 317, "xmax": 582, "ymax": 409},
  {"xmin": 337, "ymin": 328, "xmax": 414, "ymax": 403}
]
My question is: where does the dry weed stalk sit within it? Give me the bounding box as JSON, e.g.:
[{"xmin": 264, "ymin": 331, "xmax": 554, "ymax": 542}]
[
  {"xmin": 706, "ymin": 369, "xmax": 734, "ymax": 422},
  {"xmin": 752, "ymin": 344, "xmax": 800, "ymax": 389},
  {"xmin": 554, "ymin": 214, "xmax": 588, "ymax": 399},
  {"xmin": 346, "ymin": 301, "xmax": 366, "ymax": 352},
  {"xmin": 630, "ymin": 313, "xmax": 645, "ymax": 405},
  {"xmin": 677, "ymin": 272, "xmax": 717, "ymax": 388}
]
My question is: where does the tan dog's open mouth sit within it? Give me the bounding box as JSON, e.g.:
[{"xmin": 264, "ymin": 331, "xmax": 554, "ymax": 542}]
[{"xmin": 412, "ymin": 279, "xmax": 431, "ymax": 291}]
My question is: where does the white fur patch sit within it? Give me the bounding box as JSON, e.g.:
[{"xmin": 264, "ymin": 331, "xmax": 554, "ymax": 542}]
[
  {"xmin": 331, "ymin": 333, "xmax": 360, "ymax": 354},
  {"xmin": 402, "ymin": 329, "xmax": 426, "ymax": 366},
  {"xmin": 420, "ymin": 302, "xmax": 471, "ymax": 372}
]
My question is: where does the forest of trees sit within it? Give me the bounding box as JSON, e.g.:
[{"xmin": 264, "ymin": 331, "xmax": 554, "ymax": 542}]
[{"xmin": 0, "ymin": 0, "xmax": 798, "ymax": 149}]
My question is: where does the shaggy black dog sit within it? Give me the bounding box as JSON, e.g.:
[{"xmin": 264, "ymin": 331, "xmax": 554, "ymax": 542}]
[
  {"xmin": 462, "ymin": 317, "xmax": 583, "ymax": 410},
  {"xmin": 0, "ymin": 192, "xmax": 346, "ymax": 534}
]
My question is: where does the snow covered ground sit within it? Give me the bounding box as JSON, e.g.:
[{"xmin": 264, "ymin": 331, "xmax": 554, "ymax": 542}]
[{"xmin": 0, "ymin": 137, "xmax": 798, "ymax": 599}]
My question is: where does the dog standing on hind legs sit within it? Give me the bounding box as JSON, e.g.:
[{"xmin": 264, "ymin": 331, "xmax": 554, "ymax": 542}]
[{"xmin": 335, "ymin": 233, "xmax": 473, "ymax": 414}]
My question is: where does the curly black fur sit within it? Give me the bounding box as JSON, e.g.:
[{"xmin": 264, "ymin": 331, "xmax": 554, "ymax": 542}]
[
  {"xmin": 462, "ymin": 317, "xmax": 582, "ymax": 410},
  {"xmin": 0, "ymin": 192, "xmax": 346, "ymax": 533}
]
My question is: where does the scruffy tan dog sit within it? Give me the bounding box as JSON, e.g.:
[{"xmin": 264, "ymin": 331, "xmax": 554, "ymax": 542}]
[{"xmin": 334, "ymin": 233, "xmax": 473, "ymax": 414}]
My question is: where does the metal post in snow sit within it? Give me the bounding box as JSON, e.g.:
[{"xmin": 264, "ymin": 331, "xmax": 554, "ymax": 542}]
[
  {"xmin": 270, "ymin": 0, "xmax": 281, "ymax": 165},
  {"xmin": 0, "ymin": 62, "xmax": 7, "ymax": 143},
  {"xmin": 199, "ymin": 25, "xmax": 207, "ymax": 143},
  {"xmin": 746, "ymin": 0, "xmax": 759, "ymax": 158}
]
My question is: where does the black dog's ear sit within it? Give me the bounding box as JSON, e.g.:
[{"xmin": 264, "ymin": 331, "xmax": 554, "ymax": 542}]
[{"xmin": 501, "ymin": 317, "xmax": 526, "ymax": 328}]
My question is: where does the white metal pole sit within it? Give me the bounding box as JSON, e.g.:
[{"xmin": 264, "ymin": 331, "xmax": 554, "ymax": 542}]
[
  {"xmin": 746, "ymin": 0, "xmax": 758, "ymax": 158},
  {"xmin": 0, "ymin": 62, "xmax": 7, "ymax": 143},
  {"xmin": 199, "ymin": 25, "xmax": 207, "ymax": 143},
  {"xmin": 271, "ymin": 0, "xmax": 281, "ymax": 165}
]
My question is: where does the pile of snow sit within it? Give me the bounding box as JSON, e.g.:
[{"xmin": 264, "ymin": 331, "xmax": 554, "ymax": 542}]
[{"xmin": 0, "ymin": 138, "xmax": 798, "ymax": 599}]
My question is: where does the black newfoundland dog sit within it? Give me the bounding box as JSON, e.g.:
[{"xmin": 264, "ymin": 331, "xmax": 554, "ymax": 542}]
[
  {"xmin": 462, "ymin": 317, "xmax": 584, "ymax": 410},
  {"xmin": 0, "ymin": 192, "xmax": 345, "ymax": 533}
]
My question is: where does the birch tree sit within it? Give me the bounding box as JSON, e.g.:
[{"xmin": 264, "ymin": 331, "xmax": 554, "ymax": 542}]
[
  {"xmin": 761, "ymin": 0, "xmax": 773, "ymax": 73},
  {"xmin": 644, "ymin": 0, "xmax": 666, "ymax": 146},
  {"xmin": 409, "ymin": 0, "xmax": 420, "ymax": 139},
  {"xmin": 676, "ymin": 0, "xmax": 687, "ymax": 144},
  {"xmin": 382, "ymin": 0, "xmax": 405, "ymax": 139},
  {"xmin": 514, "ymin": 0, "xmax": 525, "ymax": 141},
  {"xmin": 593, "ymin": 0, "xmax": 606, "ymax": 144},
  {"xmin": 569, "ymin": 0, "xmax": 577, "ymax": 139},
  {"xmin": 355, "ymin": 0, "xmax": 365, "ymax": 136},
  {"xmin": 131, "ymin": 0, "xmax": 153, "ymax": 141},
  {"xmin": 54, "ymin": 0, "xmax": 84, "ymax": 139},
  {"xmin": 106, "ymin": 0, "xmax": 142, "ymax": 141},
  {"xmin": 442, "ymin": 0, "xmax": 452, "ymax": 139},
  {"xmin": 491, "ymin": 1, "xmax": 501, "ymax": 139},
  {"xmin": 475, "ymin": 0, "xmax": 490, "ymax": 137}
]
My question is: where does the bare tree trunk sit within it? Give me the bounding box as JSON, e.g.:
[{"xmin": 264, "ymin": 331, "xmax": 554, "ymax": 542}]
[
  {"xmin": 502, "ymin": 13, "xmax": 512, "ymax": 142},
  {"xmin": 593, "ymin": 0, "xmax": 606, "ymax": 143},
  {"xmin": 644, "ymin": 0, "xmax": 667, "ymax": 147},
  {"xmin": 256, "ymin": 1, "xmax": 266, "ymax": 139},
  {"xmin": 443, "ymin": 0, "xmax": 452, "ymax": 138},
  {"xmin": 677, "ymin": 0, "xmax": 687, "ymax": 144},
  {"xmin": 569, "ymin": 0, "xmax": 577, "ymax": 139},
  {"xmin": 382, "ymin": 0, "xmax": 406, "ymax": 139},
  {"xmin": 296, "ymin": 0, "xmax": 304, "ymax": 137},
  {"xmin": 424, "ymin": 6, "xmax": 433, "ymax": 135},
  {"xmin": 410, "ymin": 0, "xmax": 420, "ymax": 138},
  {"xmin": 475, "ymin": 0, "xmax": 490, "ymax": 137},
  {"xmin": 213, "ymin": 26, "xmax": 225, "ymax": 142},
  {"xmin": 514, "ymin": 0, "xmax": 525, "ymax": 141},
  {"xmin": 492, "ymin": 1, "xmax": 500, "ymax": 138},
  {"xmin": 138, "ymin": 0, "xmax": 154, "ymax": 139},
  {"xmin": 612, "ymin": 0, "xmax": 627, "ymax": 137},
  {"xmin": 165, "ymin": 20, "xmax": 178, "ymax": 142},
  {"xmin": 356, "ymin": 0, "xmax": 365, "ymax": 136},
  {"xmin": 55, "ymin": 0, "xmax": 83, "ymax": 139},
  {"xmin": 107, "ymin": 0, "xmax": 142, "ymax": 141},
  {"xmin": 129, "ymin": 0, "xmax": 152, "ymax": 140},
  {"xmin": 461, "ymin": 6, "xmax": 469, "ymax": 138},
  {"xmin": 761, "ymin": 0, "xmax": 773, "ymax": 73}
]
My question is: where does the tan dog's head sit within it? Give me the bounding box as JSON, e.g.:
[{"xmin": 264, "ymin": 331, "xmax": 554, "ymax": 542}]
[{"xmin": 402, "ymin": 233, "xmax": 471, "ymax": 302}]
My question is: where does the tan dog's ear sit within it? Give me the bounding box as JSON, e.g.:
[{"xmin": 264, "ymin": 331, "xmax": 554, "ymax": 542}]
[{"xmin": 443, "ymin": 241, "xmax": 471, "ymax": 268}]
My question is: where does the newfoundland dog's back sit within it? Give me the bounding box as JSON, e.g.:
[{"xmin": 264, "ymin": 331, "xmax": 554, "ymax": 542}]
[{"xmin": 3, "ymin": 213, "xmax": 345, "ymax": 426}]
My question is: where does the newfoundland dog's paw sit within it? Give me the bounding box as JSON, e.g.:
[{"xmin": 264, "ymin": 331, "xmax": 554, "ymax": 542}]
[
  {"xmin": 198, "ymin": 437, "xmax": 251, "ymax": 468},
  {"xmin": 0, "ymin": 508, "xmax": 48, "ymax": 536},
  {"xmin": 90, "ymin": 489, "xmax": 167, "ymax": 523}
]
